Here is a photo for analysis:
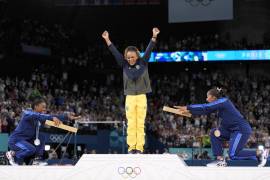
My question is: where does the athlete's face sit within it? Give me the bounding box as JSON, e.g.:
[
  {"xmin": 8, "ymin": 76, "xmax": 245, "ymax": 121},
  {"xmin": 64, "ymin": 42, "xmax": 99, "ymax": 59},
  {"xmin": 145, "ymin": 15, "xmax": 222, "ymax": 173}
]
[
  {"xmin": 35, "ymin": 102, "xmax": 47, "ymax": 113},
  {"xmin": 126, "ymin": 51, "xmax": 138, "ymax": 65},
  {"xmin": 206, "ymin": 92, "xmax": 217, "ymax": 103}
]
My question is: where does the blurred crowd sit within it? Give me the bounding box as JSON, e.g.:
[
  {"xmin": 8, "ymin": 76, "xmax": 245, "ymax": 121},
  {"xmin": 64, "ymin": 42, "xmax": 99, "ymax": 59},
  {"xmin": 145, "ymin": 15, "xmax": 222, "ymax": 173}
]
[
  {"xmin": 1, "ymin": 18, "xmax": 270, "ymax": 69},
  {"xmin": 0, "ymin": 70, "xmax": 269, "ymax": 150},
  {"xmin": 0, "ymin": 18, "xmax": 270, "ymax": 158}
]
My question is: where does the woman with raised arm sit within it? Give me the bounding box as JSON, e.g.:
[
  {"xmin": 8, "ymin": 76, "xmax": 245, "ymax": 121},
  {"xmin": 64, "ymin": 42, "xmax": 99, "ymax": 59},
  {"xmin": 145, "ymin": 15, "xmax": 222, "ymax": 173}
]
[{"xmin": 102, "ymin": 28, "xmax": 160, "ymax": 154}]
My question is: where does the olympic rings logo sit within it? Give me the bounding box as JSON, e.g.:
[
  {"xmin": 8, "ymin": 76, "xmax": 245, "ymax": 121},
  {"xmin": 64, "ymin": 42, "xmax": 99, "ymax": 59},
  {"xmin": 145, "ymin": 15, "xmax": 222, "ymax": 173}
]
[
  {"xmin": 49, "ymin": 134, "xmax": 64, "ymax": 143},
  {"xmin": 117, "ymin": 167, "xmax": 141, "ymax": 179}
]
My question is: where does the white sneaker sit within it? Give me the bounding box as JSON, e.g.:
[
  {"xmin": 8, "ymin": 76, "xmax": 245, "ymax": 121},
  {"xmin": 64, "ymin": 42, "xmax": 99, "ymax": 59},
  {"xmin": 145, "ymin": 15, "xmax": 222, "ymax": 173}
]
[
  {"xmin": 32, "ymin": 160, "xmax": 48, "ymax": 166},
  {"xmin": 207, "ymin": 160, "xmax": 227, "ymax": 167},
  {"xmin": 258, "ymin": 149, "xmax": 269, "ymax": 167},
  {"xmin": 6, "ymin": 151, "xmax": 18, "ymax": 166}
]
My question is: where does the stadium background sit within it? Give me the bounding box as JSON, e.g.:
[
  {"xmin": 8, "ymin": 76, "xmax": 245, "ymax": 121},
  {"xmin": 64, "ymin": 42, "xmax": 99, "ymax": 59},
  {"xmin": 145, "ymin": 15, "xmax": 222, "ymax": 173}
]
[{"xmin": 0, "ymin": 0, "xmax": 270, "ymax": 165}]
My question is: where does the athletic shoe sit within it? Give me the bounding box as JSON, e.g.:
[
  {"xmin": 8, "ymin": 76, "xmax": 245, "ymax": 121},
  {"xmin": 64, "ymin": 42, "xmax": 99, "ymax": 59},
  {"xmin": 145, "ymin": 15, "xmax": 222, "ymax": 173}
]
[
  {"xmin": 6, "ymin": 151, "xmax": 18, "ymax": 166},
  {"xmin": 258, "ymin": 149, "xmax": 269, "ymax": 167},
  {"xmin": 135, "ymin": 150, "xmax": 143, "ymax": 154},
  {"xmin": 128, "ymin": 150, "xmax": 137, "ymax": 154}
]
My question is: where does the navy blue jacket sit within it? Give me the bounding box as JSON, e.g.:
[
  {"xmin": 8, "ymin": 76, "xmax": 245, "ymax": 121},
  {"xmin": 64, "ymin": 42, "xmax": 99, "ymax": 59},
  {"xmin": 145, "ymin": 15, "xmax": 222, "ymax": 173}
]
[
  {"xmin": 187, "ymin": 97, "xmax": 252, "ymax": 133},
  {"xmin": 108, "ymin": 39, "xmax": 155, "ymax": 80},
  {"xmin": 108, "ymin": 39, "xmax": 155, "ymax": 95},
  {"xmin": 9, "ymin": 110, "xmax": 68, "ymax": 143}
]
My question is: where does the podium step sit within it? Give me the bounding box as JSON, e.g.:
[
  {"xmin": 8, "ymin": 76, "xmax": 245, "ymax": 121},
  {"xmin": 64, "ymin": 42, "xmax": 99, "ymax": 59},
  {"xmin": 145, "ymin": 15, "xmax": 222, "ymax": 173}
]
[{"xmin": 0, "ymin": 154, "xmax": 270, "ymax": 180}]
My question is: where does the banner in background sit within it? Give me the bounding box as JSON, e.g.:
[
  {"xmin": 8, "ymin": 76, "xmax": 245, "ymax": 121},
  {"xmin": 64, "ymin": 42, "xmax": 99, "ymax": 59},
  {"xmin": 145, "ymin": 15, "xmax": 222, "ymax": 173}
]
[
  {"xmin": 143, "ymin": 50, "xmax": 270, "ymax": 62},
  {"xmin": 169, "ymin": 0, "xmax": 233, "ymax": 23}
]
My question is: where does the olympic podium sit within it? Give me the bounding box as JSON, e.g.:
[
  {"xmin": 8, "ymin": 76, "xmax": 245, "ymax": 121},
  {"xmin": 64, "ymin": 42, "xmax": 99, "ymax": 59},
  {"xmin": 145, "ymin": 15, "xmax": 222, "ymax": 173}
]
[{"xmin": 1, "ymin": 154, "xmax": 270, "ymax": 180}]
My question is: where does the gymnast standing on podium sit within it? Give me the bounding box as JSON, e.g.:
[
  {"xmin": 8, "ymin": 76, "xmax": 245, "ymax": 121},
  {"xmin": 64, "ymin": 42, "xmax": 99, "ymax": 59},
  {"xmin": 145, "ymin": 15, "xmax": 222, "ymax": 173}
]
[
  {"xmin": 6, "ymin": 98, "xmax": 80, "ymax": 166},
  {"xmin": 102, "ymin": 28, "xmax": 160, "ymax": 154}
]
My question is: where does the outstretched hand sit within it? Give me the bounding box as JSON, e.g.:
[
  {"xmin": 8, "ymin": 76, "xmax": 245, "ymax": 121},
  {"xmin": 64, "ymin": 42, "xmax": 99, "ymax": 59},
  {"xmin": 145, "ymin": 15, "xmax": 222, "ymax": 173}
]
[
  {"xmin": 102, "ymin": 30, "xmax": 109, "ymax": 40},
  {"xmin": 68, "ymin": 112, "xmax": 81, "ymax": 121},
  {"xmin": 152, "ymin": 27, "xmax": 160, "ymax": 37},
  {"xmin": 52, "ymin": 117, "xmax": 62, "ymax": 126},
  {"xmin": 174, "ymin": 106, "xmax": 187, "ymax": 111}
]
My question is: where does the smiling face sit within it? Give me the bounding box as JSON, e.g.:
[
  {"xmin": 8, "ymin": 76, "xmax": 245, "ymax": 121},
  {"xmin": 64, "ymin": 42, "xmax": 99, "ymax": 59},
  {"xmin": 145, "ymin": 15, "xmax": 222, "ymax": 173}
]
[
  {"xmin": 126, "ymin": 51, "xmax": 139, "ymax": 65},
  {"xmin": 34, "ymin": 102, "xmax": 47, "ymax": 113},
  {"xmin": 124, "ymin": 46, "xmax": 140, "ymax": 66}
]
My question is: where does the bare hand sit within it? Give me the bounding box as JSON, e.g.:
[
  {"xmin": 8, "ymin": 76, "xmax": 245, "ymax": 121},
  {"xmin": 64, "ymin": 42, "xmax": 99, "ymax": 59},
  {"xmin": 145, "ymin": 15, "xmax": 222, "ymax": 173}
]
[
  {"xmin": 52, "ymin": 117, "xmax": 62, "ymax": 126},
  {"xmin": 152, "ymin": 27, "xmax": 160, "ymax": 37},
  {"xmin": 174, "ymin": 106, "xmax": 187, "ymax": 111},
  {"xmin": 102, "ymin": 30, "xmax": 109, "ymax": 40},
  {"xmin": 68, "ymin": 112, "xmax": 81, "ymax": 120}
]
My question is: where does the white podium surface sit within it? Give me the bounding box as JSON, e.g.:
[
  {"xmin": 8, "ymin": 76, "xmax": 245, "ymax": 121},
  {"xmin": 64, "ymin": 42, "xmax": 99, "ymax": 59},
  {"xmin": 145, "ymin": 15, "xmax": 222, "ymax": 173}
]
[{"xmin": 0, "ymin": 154, "xmax": 270, "ymax": 180}]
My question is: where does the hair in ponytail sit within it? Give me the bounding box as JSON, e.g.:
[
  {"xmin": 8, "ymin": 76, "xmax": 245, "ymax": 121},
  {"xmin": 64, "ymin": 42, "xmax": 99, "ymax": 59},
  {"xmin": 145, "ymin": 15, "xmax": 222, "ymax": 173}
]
[{"xmin": 208, "ymin": 87, "xmax": 225, "ymax": 99}]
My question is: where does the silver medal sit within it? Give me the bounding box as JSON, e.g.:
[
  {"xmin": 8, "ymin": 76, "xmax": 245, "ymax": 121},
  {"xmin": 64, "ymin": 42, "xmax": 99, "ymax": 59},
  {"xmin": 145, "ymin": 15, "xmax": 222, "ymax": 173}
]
[{"xmin": 34, "ymin": 139, "xmax": 40, "ymax": 146}]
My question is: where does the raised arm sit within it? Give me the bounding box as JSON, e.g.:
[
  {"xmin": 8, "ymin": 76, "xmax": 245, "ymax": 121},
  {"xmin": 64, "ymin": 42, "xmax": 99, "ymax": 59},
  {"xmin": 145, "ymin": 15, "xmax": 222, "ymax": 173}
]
[
  {"xmin": 102, "ymin": 30, "xmax": 124, "ymax": 66},
  {"xmin": 142, "ymin": 27, "xmax": 160, "ymax": 61}
]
